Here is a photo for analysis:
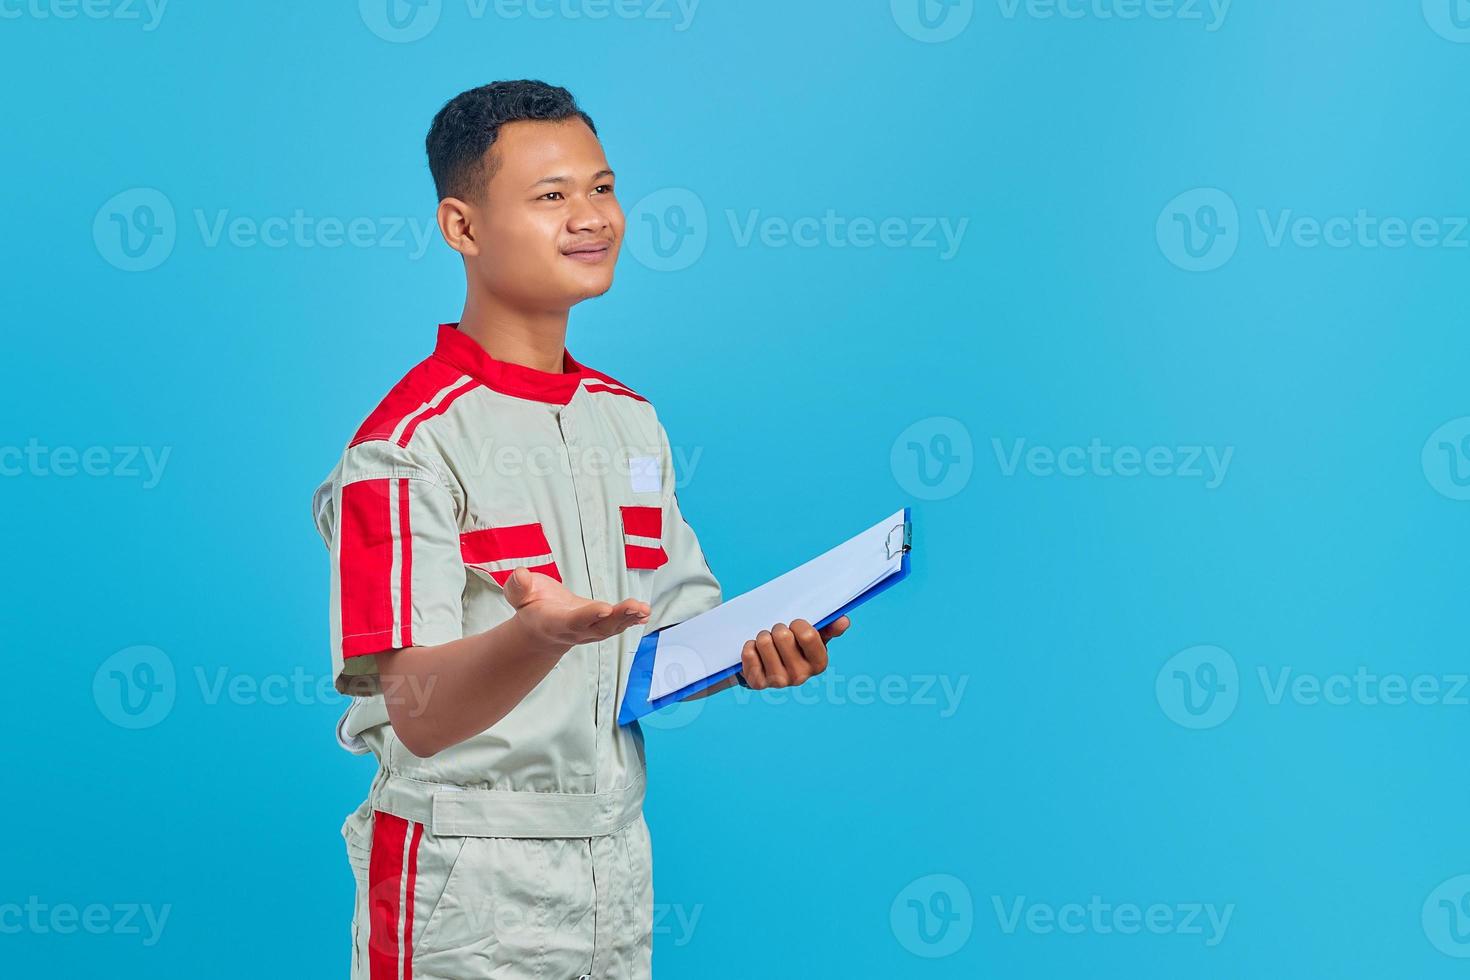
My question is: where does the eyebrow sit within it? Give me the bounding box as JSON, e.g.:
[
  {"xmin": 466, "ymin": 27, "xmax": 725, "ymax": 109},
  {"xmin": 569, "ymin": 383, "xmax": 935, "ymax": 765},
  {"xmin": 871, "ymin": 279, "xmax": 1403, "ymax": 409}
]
[{"xmin": 531, "ymin": 169, "xmax": 615, "ymax": 188}]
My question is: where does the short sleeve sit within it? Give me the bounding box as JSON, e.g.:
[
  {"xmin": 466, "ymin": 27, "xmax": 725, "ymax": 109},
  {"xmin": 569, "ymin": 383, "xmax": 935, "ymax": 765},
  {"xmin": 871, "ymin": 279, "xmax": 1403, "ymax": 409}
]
[
  {"xmin": 644, "ymin": 424, "xmax": 723, "ymax": 633},
  {"xmin": 314, "ymin": 440, "xmax": 467, "ymax": 695}
]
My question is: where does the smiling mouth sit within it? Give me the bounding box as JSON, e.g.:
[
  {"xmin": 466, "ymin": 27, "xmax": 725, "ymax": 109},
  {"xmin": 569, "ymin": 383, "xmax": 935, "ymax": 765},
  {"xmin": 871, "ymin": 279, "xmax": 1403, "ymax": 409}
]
[{"xmin": 562, "ymin": 243, "xmax": 611, "ymax": 263}]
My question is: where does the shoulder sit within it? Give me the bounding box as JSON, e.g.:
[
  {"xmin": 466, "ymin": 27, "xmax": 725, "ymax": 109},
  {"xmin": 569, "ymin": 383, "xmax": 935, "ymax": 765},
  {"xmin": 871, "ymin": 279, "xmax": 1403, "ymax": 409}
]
[{"xmin": 348, "ymin": 355, "xmax": 481, "ymax": 450}]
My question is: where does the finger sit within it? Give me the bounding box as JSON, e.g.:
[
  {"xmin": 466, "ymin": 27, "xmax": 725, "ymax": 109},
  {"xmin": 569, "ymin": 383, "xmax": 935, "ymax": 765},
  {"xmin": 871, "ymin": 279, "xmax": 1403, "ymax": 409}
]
[
  {"xmin": 587, "ymin": 599, "xmax": 650, "ymax": 638},
  {"xmin": 503, "ymin": 567, "xmax": 536, "ymax": 608},
  {"xmin": 770, "ymin": 623, "xmax": 810, "ymax": 685},
  {"xmin": 740, "ymin": 640, "xmax": 765, "ymax": 688},
  {"xmin": 790, "ymin": 619, "xmax": 829, "ymax": 676},
  {"xmin": 755, "ymin": 630, "xmax": 787, "ymax": 687},
  {"xmin": 818, "ymin": 615, "xmax": 851, "ymax": 642}
]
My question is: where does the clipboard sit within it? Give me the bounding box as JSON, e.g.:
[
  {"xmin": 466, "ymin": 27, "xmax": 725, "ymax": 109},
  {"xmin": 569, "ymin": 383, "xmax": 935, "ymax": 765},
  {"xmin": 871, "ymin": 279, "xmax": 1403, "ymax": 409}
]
[{"xmin": 618, "ymin": 506, "xmax": 914, "ymax": 725}]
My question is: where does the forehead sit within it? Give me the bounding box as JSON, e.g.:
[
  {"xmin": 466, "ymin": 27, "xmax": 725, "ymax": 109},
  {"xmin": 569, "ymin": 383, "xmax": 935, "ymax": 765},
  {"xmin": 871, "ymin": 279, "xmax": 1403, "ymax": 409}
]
[{"xmin": 488, "ymin": 118, "xmax": 608, "ymax": 188}]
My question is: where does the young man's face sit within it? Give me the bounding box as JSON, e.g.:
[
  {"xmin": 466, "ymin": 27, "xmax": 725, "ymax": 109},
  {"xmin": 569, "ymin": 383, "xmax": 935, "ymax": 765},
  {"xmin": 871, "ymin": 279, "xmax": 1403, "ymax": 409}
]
[{"xmin": 463, "ymin": 118, "xmax": 624, "ymax": 309}]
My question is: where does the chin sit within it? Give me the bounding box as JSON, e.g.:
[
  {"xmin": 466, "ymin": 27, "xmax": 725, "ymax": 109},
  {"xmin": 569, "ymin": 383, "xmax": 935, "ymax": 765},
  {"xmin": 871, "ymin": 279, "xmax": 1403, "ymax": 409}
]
[{"xmin": 570, "ymin": 275, "xmax": 615, "ymax": 302}]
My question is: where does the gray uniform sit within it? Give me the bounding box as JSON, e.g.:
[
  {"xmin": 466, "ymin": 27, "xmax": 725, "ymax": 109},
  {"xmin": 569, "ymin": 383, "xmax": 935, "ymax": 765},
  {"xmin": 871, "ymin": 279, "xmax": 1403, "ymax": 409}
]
[{"xmin": 314, "ymin": 324, "xmax": 721, "ymax": 979}]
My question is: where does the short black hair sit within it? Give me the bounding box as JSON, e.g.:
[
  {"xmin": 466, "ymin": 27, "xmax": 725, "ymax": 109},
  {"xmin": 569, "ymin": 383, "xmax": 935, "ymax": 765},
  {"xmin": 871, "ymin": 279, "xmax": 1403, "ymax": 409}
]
[{"xmin": 425, "ymin": 79, "xmax": 597, "ymax": 202}]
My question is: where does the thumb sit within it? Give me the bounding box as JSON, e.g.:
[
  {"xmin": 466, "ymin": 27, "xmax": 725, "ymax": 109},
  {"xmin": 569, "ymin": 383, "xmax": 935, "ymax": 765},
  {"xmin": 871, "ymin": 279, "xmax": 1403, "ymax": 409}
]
[{"xmin": 503, "ymin": 567, "xmax": 535, "ymax": 608}]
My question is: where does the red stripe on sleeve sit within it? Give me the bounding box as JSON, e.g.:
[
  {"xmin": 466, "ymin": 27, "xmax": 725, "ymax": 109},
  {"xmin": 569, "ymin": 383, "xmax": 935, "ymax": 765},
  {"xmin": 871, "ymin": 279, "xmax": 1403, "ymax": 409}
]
[
  {"xmin": 367, "ymin": 812, "xmax": 407, "ymax": 980},
  {"xmin": 340, "ymin": 480, "xmax": 396, "ymax": 658},
  {"xmin": 397, "ymin": 479, "xmax": 413, "ymax": 649}
]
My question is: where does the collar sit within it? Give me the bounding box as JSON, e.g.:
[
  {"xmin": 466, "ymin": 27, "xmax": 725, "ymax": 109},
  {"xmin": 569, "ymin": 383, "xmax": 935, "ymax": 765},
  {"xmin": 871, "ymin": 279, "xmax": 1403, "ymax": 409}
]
[{"xmin": 431, "ymin": 322, "xmax": 587, "ymax": 405}]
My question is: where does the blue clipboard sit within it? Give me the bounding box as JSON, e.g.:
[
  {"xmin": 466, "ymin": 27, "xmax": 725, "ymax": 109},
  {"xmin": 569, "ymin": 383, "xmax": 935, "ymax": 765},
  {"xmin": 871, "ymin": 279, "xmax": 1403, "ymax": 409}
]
[{"xmin": 618, "ymin": 506, "xmax": 914, "ymax": 725}]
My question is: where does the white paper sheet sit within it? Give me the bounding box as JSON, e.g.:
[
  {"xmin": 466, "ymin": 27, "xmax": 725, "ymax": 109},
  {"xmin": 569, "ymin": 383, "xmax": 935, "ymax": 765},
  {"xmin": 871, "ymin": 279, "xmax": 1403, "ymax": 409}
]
[{"xmin": 647, "ymin": 508, "xmax": 908, "ymax": 699}]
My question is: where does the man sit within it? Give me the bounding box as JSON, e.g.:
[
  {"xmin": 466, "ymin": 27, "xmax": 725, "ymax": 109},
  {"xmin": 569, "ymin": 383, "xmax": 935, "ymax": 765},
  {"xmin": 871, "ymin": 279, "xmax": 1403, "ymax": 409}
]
[{"xmin": 313, "ymin": 79, "xmax": 851, "ymax": 979}]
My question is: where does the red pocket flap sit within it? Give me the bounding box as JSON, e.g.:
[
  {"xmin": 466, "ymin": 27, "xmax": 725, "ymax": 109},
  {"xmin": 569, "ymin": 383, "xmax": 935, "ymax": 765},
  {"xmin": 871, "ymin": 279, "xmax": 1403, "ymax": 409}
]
[
  {"xmin": 460, "ymin": 523, "xmax": 561, "ymax": 586},
  {"xmin": 460, "ymin": 523, "xmax": 552, "ymax": 564},
  {"xmin": 619, "ymin": 506, "xmax": 668, "ymax": 570}
]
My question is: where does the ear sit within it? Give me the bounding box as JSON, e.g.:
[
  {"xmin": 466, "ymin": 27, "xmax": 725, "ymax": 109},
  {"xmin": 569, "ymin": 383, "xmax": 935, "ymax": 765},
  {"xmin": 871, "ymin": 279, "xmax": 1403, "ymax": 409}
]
[{"xmin": 436, "ymin": 197, "xmax": 479, "ymax": 257}]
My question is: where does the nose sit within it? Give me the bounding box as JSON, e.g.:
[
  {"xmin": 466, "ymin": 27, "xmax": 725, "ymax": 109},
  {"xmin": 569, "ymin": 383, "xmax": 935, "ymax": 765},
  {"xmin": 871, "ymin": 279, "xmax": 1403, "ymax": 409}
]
[{"xmin": 567, "ymin": 197, "xmax": 610, "ymax": 235}]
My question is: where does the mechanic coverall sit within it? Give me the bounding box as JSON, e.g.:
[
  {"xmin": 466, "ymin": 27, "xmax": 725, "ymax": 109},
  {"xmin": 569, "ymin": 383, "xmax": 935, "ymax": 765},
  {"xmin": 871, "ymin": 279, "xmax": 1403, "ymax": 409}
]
[{"xmin": 313, "ymin": 323, "xmax": 722, "ymax": 979}]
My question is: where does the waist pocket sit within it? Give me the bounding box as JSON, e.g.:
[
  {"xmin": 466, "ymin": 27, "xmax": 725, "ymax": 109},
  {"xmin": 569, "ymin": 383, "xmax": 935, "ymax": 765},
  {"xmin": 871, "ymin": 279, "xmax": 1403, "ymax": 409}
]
[
  {"xmin": 460, "ymin": 522, "xmax": 562, "ymax": 587},
  {"xmin": 619, "ymin": 505, "xmax": 668, "ymax": 571}
]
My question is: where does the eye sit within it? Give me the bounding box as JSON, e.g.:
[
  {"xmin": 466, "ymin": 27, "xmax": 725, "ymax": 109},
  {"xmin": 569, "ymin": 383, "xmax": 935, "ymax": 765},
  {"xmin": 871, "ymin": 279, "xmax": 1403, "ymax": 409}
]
[
  {"xmin": 539, "ymin": 191, "xmax": 565, "ymax": 201},
  {"xmin": 593, "ymin": 184, "xmax": 615, "ymax": 195}
]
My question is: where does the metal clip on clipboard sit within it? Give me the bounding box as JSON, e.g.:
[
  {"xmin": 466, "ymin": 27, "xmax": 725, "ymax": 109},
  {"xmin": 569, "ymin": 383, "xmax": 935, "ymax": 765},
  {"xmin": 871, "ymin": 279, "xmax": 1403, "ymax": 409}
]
[{"xmin": 885, "ymin": 520, "xmax": 913, "ymax": 560}]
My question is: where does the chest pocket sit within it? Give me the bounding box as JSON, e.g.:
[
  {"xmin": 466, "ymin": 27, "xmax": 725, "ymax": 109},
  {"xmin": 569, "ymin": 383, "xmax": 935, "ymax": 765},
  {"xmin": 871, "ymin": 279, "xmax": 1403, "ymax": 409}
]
[
  {"xmin": 460, "ymin": 522, "xmax": 562, "ymax": 587},
  {"xmin": 619, "ymin": 505, "xmax": 668, "ymax": 571}
]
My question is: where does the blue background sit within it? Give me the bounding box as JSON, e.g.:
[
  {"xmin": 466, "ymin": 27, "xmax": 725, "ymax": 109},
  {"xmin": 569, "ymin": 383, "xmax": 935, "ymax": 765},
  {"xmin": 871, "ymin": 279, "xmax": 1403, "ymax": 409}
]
[{"xmin": 4, "ymin": 0, "xmax": 1469, "ymax": 975}]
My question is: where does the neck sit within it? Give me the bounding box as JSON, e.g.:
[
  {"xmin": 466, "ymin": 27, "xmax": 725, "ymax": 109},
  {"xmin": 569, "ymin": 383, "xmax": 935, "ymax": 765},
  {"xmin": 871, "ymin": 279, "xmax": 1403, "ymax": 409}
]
[{"xmin": 456, "ymin": 289, "xmax": 570, "ymax": 374}]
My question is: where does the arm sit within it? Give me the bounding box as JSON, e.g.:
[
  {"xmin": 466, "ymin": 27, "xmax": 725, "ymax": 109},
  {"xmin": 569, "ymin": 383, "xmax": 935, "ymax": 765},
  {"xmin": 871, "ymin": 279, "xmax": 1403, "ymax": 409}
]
[
  {"xmin": 378, "ymin": 567, "xmax": 648, "ymax": 758},
  {"xmin": 320, "ymin": 439, "xmax": 647, "ymax": 757}
]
